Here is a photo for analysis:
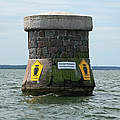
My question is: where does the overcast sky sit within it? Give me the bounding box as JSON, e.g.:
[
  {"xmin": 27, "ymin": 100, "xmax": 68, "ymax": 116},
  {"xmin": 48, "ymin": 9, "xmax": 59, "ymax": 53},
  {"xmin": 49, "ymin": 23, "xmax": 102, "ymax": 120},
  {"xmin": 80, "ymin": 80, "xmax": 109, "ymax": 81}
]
[{"xmin": 0, "ymin": 0, "xmax": 120, "ymax": 66}]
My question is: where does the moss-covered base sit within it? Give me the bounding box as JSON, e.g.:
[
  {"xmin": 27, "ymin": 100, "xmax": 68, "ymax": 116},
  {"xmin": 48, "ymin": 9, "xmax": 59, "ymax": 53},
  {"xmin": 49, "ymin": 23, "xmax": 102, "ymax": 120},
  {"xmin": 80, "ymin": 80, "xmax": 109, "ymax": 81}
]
[
  {"xmin": 22, "ymin": 86, "xmax": 94, "ymax": 96},
  {"xmin": 23, "ymin": 58, "xmax": 95, "ymax": 96}
]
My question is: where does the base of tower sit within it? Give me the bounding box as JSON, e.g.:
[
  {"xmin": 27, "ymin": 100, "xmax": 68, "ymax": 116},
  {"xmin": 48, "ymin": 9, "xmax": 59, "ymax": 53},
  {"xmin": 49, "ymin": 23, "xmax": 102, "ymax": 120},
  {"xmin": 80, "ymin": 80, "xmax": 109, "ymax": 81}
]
[
  {"xmin": 22, "ymin": 86, "xmax": 94, "ymax": 96},
  {"xmin": 22, "ymin": 59, "xmax": 95, "ymax": 96}
]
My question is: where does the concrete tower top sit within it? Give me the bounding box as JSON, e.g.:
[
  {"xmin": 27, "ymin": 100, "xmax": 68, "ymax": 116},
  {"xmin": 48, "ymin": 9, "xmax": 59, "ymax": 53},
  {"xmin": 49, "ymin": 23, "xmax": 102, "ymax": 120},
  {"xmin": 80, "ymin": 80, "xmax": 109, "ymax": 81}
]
[{"xmin": 24, "ymin": 12, "xmax": 93, "ymax": 31}]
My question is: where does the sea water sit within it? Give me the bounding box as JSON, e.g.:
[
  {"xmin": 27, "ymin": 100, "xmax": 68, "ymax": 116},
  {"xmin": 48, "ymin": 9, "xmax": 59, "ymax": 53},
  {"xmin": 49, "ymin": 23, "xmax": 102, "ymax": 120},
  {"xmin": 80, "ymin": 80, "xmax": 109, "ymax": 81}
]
[{"xmin": 0, "ymin": 69, "xmax": 120, "ymax": 120}]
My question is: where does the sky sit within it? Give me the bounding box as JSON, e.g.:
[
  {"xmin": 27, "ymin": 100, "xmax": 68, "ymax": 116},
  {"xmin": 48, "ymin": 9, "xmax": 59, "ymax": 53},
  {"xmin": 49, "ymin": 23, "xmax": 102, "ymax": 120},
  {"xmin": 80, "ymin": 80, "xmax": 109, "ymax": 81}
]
[{"xmin": 0, "ymin": 0, "xmax": 120, "ymax": 66}]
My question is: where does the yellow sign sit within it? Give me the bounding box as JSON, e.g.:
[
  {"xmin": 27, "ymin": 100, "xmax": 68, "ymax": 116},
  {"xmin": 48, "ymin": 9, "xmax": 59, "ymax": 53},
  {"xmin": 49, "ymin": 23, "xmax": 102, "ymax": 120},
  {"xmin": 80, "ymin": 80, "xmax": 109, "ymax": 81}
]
[
  {"xmin": 31, "ymin": 60, "xmax": 43, "ymax": 81},
  {"xmin": 79, "ymin": 59, "xmax": 90, "ymax": 80}
]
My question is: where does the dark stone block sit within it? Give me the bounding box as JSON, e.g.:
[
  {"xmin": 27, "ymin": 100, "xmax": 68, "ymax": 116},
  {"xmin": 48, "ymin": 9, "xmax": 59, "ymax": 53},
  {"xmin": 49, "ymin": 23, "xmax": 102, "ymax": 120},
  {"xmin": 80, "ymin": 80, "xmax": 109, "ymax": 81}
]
[
  {"xmin": 38, "ymin": 30, "xmax": 45, "ymax": 37},
  {"xmin": 37, "ymin": 41, "xmax": 45, "ymax": 48},
  {"xmin": 29, "ymin": 48, "xmax": 37, "ymax": 59},
  {"xmin": 36, "ymin": 48, "xmax": 42, "ymax": 58},
  {"xmin": 45, "ymin": 30, "xmax": 58, "ymax": 38},
  {"xmin": 58, "ymin": 30, "xmax": 67, "ymax": 36},
  {"xmin": 30, "ymin": 40, "xmax": 37, "ymax": 48}
]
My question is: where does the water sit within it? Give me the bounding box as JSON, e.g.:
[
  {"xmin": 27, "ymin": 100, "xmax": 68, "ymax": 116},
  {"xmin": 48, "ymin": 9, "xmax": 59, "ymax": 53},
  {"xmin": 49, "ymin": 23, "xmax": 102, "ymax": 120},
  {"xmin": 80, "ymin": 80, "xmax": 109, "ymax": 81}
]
[{"xmin": 0, "ymin": 69, "xmax": 120, "ymax": 120}]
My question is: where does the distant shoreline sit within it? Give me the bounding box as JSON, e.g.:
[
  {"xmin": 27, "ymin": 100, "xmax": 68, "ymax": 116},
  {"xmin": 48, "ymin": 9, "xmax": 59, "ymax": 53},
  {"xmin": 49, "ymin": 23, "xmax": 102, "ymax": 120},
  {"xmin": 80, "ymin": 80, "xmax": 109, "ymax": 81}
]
[
  {"xmin": 0, "ymin": 65, "xmax": 26, "ymax": 69},
  {"xmin": 92, "ymin": 66, "xmax": 120, "ymax": 70},
  {"xmin": 0, "ymin": 65, "xmax": 120, "ymax": 70}
]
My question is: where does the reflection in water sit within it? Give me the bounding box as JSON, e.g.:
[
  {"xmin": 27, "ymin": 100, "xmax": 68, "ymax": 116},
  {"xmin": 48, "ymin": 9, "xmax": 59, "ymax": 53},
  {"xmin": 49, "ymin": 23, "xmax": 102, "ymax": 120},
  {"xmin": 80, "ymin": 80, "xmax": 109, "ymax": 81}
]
[{"xmin": 25, "ymin": 93, "xmax": 91, "ymax": 104}]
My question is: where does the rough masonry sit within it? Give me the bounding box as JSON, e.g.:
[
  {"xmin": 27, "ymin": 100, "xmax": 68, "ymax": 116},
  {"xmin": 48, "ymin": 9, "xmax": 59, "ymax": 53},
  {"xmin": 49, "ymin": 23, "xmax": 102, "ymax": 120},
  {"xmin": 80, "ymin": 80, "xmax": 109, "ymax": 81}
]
[{"xmin": 22, "ymin": 12, "xmax": 95, "ymax": 96}]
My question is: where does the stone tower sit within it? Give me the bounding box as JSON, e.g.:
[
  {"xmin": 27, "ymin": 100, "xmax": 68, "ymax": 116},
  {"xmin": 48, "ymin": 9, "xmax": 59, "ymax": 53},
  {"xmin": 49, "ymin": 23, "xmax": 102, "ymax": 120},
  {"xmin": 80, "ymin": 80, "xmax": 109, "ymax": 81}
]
[{"xmin": 22, "ymin": 12, "xmax": 95, "ymax": 96}]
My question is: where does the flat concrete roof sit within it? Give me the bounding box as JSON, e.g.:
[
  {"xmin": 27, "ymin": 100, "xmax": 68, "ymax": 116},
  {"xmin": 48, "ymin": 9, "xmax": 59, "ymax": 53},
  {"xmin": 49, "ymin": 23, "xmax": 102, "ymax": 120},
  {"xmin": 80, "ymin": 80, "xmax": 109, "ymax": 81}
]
[{"xmin": 24, "ymin": 12, "xmax": 93, "ymax": 31}]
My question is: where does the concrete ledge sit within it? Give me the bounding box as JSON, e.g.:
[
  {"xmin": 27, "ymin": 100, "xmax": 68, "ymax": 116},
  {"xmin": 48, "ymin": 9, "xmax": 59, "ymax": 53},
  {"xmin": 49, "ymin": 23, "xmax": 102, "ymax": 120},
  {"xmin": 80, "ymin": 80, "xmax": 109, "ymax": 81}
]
[{"xmin": 24, "ymin": 12, "xmax": 93, "ymax": 31}]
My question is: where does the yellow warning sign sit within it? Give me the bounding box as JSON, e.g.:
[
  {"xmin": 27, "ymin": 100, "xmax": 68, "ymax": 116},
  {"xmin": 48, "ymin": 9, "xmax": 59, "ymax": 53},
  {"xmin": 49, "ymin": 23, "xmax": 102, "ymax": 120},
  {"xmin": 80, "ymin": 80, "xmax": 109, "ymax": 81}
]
[
  {"xmin": 31, "ymin": 60, "xmax": 43, "ymax": 81},
  {"xmin": 79, "ymin": 59, "xmax": 90, "ymax": 80}
]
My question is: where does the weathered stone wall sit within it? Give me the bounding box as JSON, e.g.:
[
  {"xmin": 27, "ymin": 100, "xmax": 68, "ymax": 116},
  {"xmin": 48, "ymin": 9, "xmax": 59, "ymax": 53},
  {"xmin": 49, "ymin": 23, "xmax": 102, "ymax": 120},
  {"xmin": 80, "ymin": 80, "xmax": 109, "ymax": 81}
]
[
  {"xmin": 22, "ymin": 13, "xmax": 95, "ymax": 96},
  {"xmin": 28, "ymin": 30, "xmax": 89, "ymax": 59}
]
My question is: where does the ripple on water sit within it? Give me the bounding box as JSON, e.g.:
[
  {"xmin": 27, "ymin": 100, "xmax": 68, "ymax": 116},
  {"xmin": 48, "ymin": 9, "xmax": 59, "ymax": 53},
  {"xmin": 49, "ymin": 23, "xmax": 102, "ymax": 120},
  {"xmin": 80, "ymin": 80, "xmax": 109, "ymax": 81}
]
[{"xmin": 0, "ymin": 69, "xmax": 120, "ymax": 120}]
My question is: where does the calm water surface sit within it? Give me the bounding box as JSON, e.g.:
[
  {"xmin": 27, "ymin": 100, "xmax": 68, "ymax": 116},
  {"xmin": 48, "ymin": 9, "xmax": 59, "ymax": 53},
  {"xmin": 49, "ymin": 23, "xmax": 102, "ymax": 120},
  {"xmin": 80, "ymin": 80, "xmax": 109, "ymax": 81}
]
[{"xmin": 0, "ymin": 69, "xmax": 120, "ymax": 120}]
